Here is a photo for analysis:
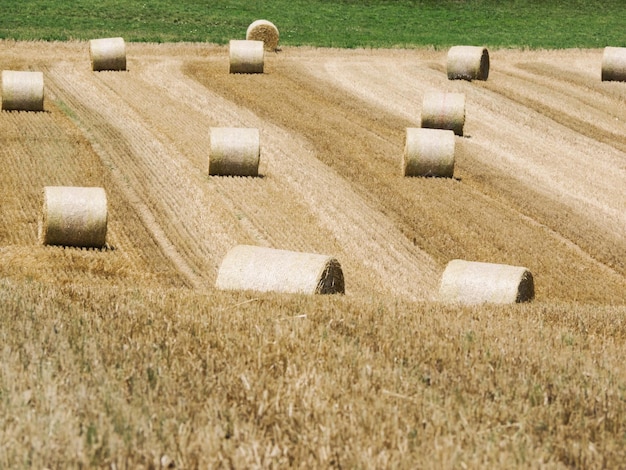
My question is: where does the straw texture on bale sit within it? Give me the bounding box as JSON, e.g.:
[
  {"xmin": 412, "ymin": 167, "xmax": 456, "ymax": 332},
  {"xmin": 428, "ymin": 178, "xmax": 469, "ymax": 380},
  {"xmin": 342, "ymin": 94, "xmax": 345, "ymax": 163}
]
[
  {"xmin": 89, "ymin": 37, "xmax": 126, "ymax": 71},
  {"xmin": 215, "ymin": 245, "xmax": 345, "ymax": 295},
  {"xmin": 209, "ymin": 127, "xmax": 260, "ymax": 176},
  {"xmin": 39, "ymin": 186, "xmax": 108, "ymax": 248},
  {"xmin": 447, "ymin": 46, "xmax": 490, "ymax": 81},
  {"xmin": 229, "ymin": 40, "xmax": 264, "ymax": 74},
  {"xmin": 439, "ymin": 259, "xmax": 534, "ymax": 305},
  {"xmin": 1, "ymin": 70, "xmax": 44, "ymax": 111},
  {"xmin": 246, "ymin": 19, "xmax": 280, "ymax": 51},
  {"xmin": 421, "ymin": 91, "xmax": 466, "ymax": 136},
  {"xmin": 601, "ymin": 47, "xmax": 626, "ymax": 82},
  {"xmin": 403, "ymin": 128, "xmax": 455, "ymax": 177}
]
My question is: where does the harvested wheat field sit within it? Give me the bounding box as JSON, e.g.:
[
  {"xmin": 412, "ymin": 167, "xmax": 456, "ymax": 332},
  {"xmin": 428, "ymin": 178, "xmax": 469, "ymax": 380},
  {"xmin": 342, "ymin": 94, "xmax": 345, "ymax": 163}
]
[{"xmin": 0, "ymin": 41, "xmax": 625, "ymax": 467}]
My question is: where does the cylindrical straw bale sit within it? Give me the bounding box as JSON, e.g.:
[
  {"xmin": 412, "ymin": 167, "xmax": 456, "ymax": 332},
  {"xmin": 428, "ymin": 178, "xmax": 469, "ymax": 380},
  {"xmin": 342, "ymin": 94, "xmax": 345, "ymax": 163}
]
[
  {"xmin": 89, "ymin": 37, "xmax": 126, "ymax": 71},
  {"xmin": 246, "ymin": 19, "xmax": 280, "ymax": 51},
  {"xmin": 439, "ymin": 259, "xmax": 534, "ymax": 305},
  {"xmin": 229, "ymin": 40, "xmax": 264, "ymax": 74},
  {"xmin": 403, "ymin": 128, "xmax": 455, "ymax": 177},
  {"xmin": 215, "ymin": 245, "xmax": 345, "ymax": 295},
  {"xmin": 209, "ymin": 127, "xmax": 260, "ymax": 176},
  {"xmin": 421, "ymin": 91, "xmax": 466, "ymax": 136},
  {"xmin": 601, "ymin": 47, "xmax": 626, "ymax": 82},
  {"xmin": 447, "ymin": 46, "xmax": 489, "ymax": 81},
  {"xmin": 1, "ymin": 71, "xmax": 44, "ymax": 111},
  {"xmin": 39, "ymin": 186, "xmax": 108, "ymax": 248}
]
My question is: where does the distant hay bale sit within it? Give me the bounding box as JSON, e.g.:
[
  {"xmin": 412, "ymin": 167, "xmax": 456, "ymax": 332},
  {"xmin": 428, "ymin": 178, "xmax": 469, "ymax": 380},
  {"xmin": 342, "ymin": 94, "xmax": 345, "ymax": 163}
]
[
  {"xmin": 447, "ymin": 46, "xmax": 490, "ymax": 81},
  {"xmin": 601, "ymin": 46, "xmax": 626, "ymax": 82},
  {"xmin": 209, "ymin": 127, "xmax": 260, "ymax": 176},
  {"xmin": 439, "ymin": 259, "xmax": 534, "ymax": 305},
  {"xmin": 421, "ymin": 91, "xmax": 466, "ymax": 136},
  {"xmin": 403, "ymin": 128, "xmax": 455, "ymax": 177},
  {"xmin": 229, "ymin": 40, "xmax": 264, "ymax": 74},
  {"xmin": 89, "ymin": 37, "xmax": 126, "ymax": 71},
  {"xmin": 39, "ymin": 186, "xmax": 108, "ymax": 248},
  {"xmin": 1, "ymin": 70, "xmax": 44, "ymax": 111},
  {"xmin": 246, "ymin": 19, "xmax": 279, "ymax": 51},
  {"xmin": 215, "ymin": 245, "xmax": 345, "ymax": 295}
]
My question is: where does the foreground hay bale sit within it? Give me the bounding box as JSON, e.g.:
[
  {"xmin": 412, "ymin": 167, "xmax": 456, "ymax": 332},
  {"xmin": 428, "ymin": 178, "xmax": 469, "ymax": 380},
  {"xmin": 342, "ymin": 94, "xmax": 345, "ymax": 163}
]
[
  {"xmin": 89, "ymin": 37, "xmax": 126, "ymax": 71},
  {"xmin": 439, "ymin": 259, "xmax": 534, "ymax": 304},
  {"xmin": 601, "ymin": 46, "xmax": 626, "ymax": 82},
  {"xmin": 229, "ymin": 40, "xmax": 264, "ymax": 74},
  {"xmin": 216, "ymin": 245, "xmax": 345, "ymax": 295},
  {"xmin": 39, "ymin": 186, "xmax": 108, "ymax": 248},
  {"xmin": 209, "ymin": 127, "xmax": 260, "ymax": 176},
  {"xmin": 246, "ymin": 19, "xmax": 279, "ymax": 51},
  {"xmin": 403, "ymin": 128, "xmax": 455, "ymax": 177},
  {"xmin": 1, "ymin": 70, "xmax": 44, "ymax": 111},
  {"xmin": 447, "ymin": 46, "xmax": 490, "ymax": 81},
  {"xmin": 421, "ymin": 91, "xmax": 466, "ymax": 136}
]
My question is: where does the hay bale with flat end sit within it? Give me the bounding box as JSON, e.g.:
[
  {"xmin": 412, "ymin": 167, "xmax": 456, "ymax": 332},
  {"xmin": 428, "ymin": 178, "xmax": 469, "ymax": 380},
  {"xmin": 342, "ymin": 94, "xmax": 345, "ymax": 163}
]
[
  {"xmin": 439, "ymin": 259, "xmax": 534, "ymax": 305},
  {"xmin": 229, "ymin": 40, "xmax": 264, "ymax": 74},
  {"xmin": 447, "ymin": 46, "xmax": 489, "ymax": 81},
  {"xmin": 601, "ymin": 46, "xmax": 626, "ymax": 82},
  {"xmin": 216, "ymin": 245, "xmax": 345, "ymax": 295},
  {"xmin": 209, "ymin": 127, "xmax": 260, "ymax": 176},
  {"xmin": 403, "ymin": 128, "xmax": 455, "ymax": 177},
  {"xmin": 246, "ymin": 19, "xmax": 279, "ymax": 51},
  {"xmin": 39, "ymin": 186, "xmax": 108, "ymax": 248},
  {"xmin": 421, "ymin": 91, "xmax": 466, "ymax": 136},
  {"xmin": 1, "ymin": 71, "xmax": 44, "ymax": 111},
  {"xmin": 90, "ymin": 37, "xmax": 126, "ymax": 71}
]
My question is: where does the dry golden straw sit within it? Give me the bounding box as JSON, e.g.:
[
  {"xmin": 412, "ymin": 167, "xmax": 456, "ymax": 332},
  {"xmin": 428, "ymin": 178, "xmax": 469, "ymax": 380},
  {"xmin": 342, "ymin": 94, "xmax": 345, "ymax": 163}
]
[
  {"xmin": 246, "ymin": 19, "xmax": 280, "ymax": 51},
  {"xmin": 1, "ymin": 70, "xmax": 44, "ymax": 111},
  {"xmin": 89, "ymin": 37, "xmax": 127, "ymax": 71},
  {"xmin": 403, "ymin": 128, "xmax": 455, "ymax": 178},
  {"xmin": 447, "ymin": 46, "xmax": 490, "ymax": 81},
  {"xmin": 439, "ymin": 259, "xmax": 534, "ymax": 304},
  {"xmin": 209, "ymin": 127, "xmax": 260, "ymax": 176},
  {"xmin": 229, "ymin": 40, "xmax": 264, "ymax": 74},
  {"xmin": 601, "ymin": 47, "xmax": 626, "ymax": 82},
  {"xmin": 215, "ymin": 245, "xmax": 345, "ymax": 295},
  {"xmin": 39, "ymin": 186, "xmax": 108, "ymax": 248},
  {"xmin": 421, "ymin": 91, "xmax": 466, "ymax": 136}
]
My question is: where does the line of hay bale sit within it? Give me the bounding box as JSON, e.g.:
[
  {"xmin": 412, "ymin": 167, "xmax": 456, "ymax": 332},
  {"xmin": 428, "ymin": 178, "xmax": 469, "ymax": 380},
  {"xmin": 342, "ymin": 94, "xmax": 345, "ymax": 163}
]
[
  {"xmin": 229, "ymin": 40, "xmax": 264, "ymax": 74},
  {"xmin": 403, "ymin": 128, "xmax": 455, "ymax": 177},
  {"xmin": 246, "ymin": 20, "xmax": 280, "ymax": 52},
  {"xmin": 215, "ymin": 245, "xmax": 345, "ymax": 295},
  {"xmin": 439, "ymin": 259, "xmax": 534, "ymax": 305},
  {"xmin": 39, "ymin": 186, "xmax": 108, "ymax": 248},
  {"xmin": 601, "ymin": 46, "xmax": 626, "ymax": 82},
  {"xmin": 447, "ymin": 46, "xmax": 490, "ymax": 81},
  {"xmin": 208, "ymin": 127, "xmax": 261, "ymax": 176},
  {"xmin": 89, "ymin": 37, "xmax": 127, "ymax": 71},
  {"xmin": 421, "ymin": 91, "xmax": 466, "ymax": 136},
  {"xmin": 1, "ymin": 70, "xmax": 44, "ymax": 111}
]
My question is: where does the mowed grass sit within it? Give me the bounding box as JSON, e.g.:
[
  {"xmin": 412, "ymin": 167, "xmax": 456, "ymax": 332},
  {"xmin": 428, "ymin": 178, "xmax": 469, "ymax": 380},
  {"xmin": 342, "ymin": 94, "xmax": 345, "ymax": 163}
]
[{"xmin": 1, "ymin": 0, "xmax": 625, "ymax": 48}]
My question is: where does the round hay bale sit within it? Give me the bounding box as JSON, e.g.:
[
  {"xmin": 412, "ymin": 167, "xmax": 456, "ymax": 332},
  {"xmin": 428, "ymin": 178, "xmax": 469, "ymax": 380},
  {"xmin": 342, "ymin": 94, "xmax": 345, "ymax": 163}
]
[
  {"xmin": 246, "ymin": 19, "xmax": 279, "ymax": 51},
  {"xmin": 1, "ymin": 70, "xmax": 44, "ymax": 111},
  {"xmin": 209, "ymin": 127, "xmax": 260, "ymax": 177},
  {"xmin": 403, "ymin": 128, "xmax": 455, "ymax": 177},
  {"xmin": 420, "ymin": 91, "xmax": 466, "ymax": 136},
  {"xmin": 229, "ymin": 40, "xmax": 264, "ymax": 74},
  {"xmin": 215, "ymin": 245, "xmax": 345, "ymax": 295},
  {"xmin": 439, "ymin": 259, "xmax": 534, "ymax": 305},
  {"xmin": 601, "ymin": 46, "xmax": 626, "ymax": 82},
  {"xmin": 39, "ymin": 186, "xmax": 108, "ymax": 248},
  {"xmin": 447, "ymin": 46, "xmax": 490, "ymax": 81},
  {"xmin": 89, "ymin": 37, "xmax": 126, "ymax": 71}
]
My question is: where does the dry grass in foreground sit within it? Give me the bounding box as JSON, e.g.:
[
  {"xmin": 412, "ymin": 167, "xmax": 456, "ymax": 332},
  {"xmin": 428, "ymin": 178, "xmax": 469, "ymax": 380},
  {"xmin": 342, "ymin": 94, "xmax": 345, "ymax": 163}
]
[{"xmin": 1, "ymin": 278, "xmax": 625, "ymax": 468}]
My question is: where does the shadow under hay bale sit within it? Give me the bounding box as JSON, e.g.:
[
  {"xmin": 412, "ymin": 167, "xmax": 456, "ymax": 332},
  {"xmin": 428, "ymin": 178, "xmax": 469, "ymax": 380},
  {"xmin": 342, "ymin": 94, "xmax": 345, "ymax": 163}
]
[
  {"xmin": 208, "ymin": 127, "xmax": 261, "ymax": 177},
  {"xmin": 403, "ymin": 128, "xmax": 455, "ymax": 178},
  {"xmin": 90, "ymin": 37, "xmax": 126, "ymax": 72},
  {"xmin": 215, "ymin": 245, "xmax": 345, "ymax": 295},
  {"xmin": 246, "ymin": 19, "xmax": 280, "ymax": 52},
  {"xmin": 1, "ymin": 70, "xmax": 44, "ymax": 111},
  {"xmin": 447, "ymin": 46, "xmax": 490, "ymax": 81},
  {"xmin": 229, "ymin": 40, "xmax": 264, "ymax": 74}
]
